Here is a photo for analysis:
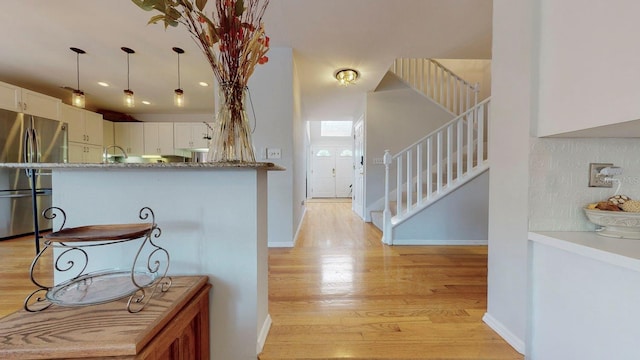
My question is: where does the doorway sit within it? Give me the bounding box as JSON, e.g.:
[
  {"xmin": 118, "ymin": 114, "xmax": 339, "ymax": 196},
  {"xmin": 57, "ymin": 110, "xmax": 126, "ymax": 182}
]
[{"xmin": 310, "ymin": 145, "xmax": 353, "ymax": 198}]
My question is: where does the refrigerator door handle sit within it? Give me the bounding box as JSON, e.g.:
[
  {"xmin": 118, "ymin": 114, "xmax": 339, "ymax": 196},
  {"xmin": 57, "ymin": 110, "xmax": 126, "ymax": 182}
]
[{"xmin": 32, "ymin": 126, "xmax": 41, "ymax": 163}]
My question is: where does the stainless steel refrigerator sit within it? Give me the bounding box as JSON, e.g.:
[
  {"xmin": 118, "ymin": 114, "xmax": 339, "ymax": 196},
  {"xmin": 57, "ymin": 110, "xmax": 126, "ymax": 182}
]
[{"xmin": 0, "ymin": 108, "xmax": 67, "ymax": 239}]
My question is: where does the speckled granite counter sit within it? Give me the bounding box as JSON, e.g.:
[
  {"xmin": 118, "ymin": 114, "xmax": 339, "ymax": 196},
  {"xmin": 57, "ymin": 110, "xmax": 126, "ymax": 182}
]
[{"xmin": 0, "ymin": 162, "xmax": 285, "ymax": 170}]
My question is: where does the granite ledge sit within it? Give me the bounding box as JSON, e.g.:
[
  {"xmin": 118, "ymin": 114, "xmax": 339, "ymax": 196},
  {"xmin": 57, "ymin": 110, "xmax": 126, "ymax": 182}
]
[{"xmin": 0, "ymin": 162, "xmax": 285, "ymax": 171}]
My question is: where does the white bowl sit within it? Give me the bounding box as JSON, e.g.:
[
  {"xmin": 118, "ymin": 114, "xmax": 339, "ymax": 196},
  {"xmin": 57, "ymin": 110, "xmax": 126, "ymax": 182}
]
[{"xmin": 584, "ymin": 208, "xmax": 640, "ymax": 239}]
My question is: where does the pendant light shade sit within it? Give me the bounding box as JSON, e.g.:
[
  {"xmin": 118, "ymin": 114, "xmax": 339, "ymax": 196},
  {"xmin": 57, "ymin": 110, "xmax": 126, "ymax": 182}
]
[
  {"xmin": 173, "ymin": 47, "xmax": 185, "ymax": 107},
  {"xmin": 122, "ymin": 47, "xmax": 135, "ymax": 108},
  {"xmin": 70, "ymin": 47, "xmax": 86, "ymax": 108}
]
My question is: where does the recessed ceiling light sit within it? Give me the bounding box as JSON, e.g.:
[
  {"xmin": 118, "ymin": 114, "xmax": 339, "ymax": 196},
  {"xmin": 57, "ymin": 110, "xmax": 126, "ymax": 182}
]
[
  {"xmin": 199, "ymin": 82, "xmax": 209, "ymax": 87},
  {"xmin": 142, "ymin": 100, "xmax": 151, "ymax": 105},
  {"xmin": 98, "ymin": 82, "xmax": 110, "ymax": 87}
]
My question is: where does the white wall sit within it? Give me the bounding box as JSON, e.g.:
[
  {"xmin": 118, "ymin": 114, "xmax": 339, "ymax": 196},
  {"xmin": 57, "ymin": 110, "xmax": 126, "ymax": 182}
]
[
  {"xmin": 250, "ymin": 48, "xmax": 296, "ymax": 247},
  {"xmin": 536, "ymin": 0, "xmax": 640, "ymax": 136},
  {"xmin": 393, "ymin": 172, "xmax": 489, "ymax": 243},
  {"xmin": 291, "ymin": 56, "xmax": 307, "ymax": 245},
  {"xmin": 365, "ymin": 73, "xmax": 453, "ymax": 213},
  {"xmin": 529, "ymin": 138, "xmax": 640, "ymax": 231},
  {"xmin": 485, "ymin": 0, "xmax": 535, "ymax": 353}
]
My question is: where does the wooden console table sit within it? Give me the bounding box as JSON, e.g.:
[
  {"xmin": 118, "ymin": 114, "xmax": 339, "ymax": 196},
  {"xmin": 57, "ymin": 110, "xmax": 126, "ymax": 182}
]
[{"xmin": 0, "ymin": 276, "xmax": 211, "ymax": 359}]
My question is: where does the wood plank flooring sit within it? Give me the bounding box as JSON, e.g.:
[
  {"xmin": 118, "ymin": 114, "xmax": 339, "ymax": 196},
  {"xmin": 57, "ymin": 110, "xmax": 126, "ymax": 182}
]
[
  {"xmin": 260, "ymin": 202, "xmax": 522, "ymax": 360},
  {"xmin": 0, "ymin": 202, "xmax": 522, "ymax": 359}
]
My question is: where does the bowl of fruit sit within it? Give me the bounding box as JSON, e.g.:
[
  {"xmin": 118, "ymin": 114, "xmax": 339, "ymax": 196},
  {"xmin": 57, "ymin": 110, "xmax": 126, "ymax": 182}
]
[{"xmin": 584, "ymin": 195, "xmax": 640, "ymax": 239}]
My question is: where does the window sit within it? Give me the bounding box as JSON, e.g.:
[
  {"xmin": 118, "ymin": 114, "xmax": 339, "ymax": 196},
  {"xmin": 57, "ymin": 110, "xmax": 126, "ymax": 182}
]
[{"xmin": 321, "ymin": 121, "xmax": 352, "ymax": 137}]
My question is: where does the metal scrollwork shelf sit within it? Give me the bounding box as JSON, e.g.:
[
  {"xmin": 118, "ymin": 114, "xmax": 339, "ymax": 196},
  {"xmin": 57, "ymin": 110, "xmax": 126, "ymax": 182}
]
[{"xmin": 24, "ymin": 206, "xmax": 172, "ymax": 313}]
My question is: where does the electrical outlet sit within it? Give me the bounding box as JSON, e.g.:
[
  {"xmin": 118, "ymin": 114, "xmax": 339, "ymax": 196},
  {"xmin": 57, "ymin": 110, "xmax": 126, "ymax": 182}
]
[
  {"xmin": 373, "ymin": 157, "xmax": 384, "ymax": 164},
  {"xmin": 589, "ymin": 163, "xmax": 613, "ymax": 188}
]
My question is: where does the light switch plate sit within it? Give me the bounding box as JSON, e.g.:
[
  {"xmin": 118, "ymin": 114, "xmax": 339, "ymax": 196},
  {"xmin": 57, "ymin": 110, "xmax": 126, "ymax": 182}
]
[
  {"xmin": 267, "ymin": 148, "xmax": 281, "ymax": 159},
  {"xmin": 589, "ymin": 163, "xmax": 613, "ymax": 188}
]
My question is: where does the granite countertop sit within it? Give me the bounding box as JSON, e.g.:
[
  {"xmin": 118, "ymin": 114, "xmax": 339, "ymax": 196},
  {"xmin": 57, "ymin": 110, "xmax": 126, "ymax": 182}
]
[{"xmin": 0, "ymin": 162, "xmax": 285, "ymax": 171}]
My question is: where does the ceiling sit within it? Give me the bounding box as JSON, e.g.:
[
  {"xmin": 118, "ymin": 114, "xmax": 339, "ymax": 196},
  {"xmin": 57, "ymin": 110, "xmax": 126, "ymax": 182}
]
[{"xmin": 0, "ymin": 0, "xmax": 492, "ymax": 122}]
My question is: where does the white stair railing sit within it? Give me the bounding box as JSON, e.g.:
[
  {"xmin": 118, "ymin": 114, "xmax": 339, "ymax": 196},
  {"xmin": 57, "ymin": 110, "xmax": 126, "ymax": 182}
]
[
  {"xmin": 382, "ymin": 98, "xmax": 490, "ymax": 244},
  {"xmin": 392, "ymin": 58, "xmax": 480, "ymax": 116}
]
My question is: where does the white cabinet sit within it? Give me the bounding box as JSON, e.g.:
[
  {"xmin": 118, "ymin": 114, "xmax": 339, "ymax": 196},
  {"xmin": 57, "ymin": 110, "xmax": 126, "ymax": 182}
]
[
  {"xmin": 114, "ymin": 122, "xmax": 144, "ymax": 156},
  {"xmin": 62, "ymin": 104, "xmax": 103, "ymax": 145},
  {"xmin": 103, "ymin": 120, "xmax": 114, "ymax": 146},
  {"xmin": 68, "ymin": 143, "xmax": 103, "ymax": 163},
  {"xmin": 174, "ymin": 122, "xmax": 210, "ymax": 150},
  {"xmin": 61, "ymin": 104, "xmax": 104, "ymax": 163},
  {"xmin": 143, "ymin": 122, "xmax": 175, "ymax": 155},
  {"xmin": 0, "ymin": 80, "xmax": 61, "ymax": 120}
]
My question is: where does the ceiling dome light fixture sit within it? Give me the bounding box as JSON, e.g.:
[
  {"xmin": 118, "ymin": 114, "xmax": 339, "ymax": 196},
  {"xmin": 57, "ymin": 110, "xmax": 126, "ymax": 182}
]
[
  {"xmin": 173, "ymin": 47, "xmax": 185, "ymax": 107},
  {"xmin": 70, "ymin": 47, "xmax": 86, "ymax": 108},
  {"xmin": 121, "ymin": 47, "xmax": 135, "ymax": 108},
  {"xmin": 335, "ymin": 68, "xmax": 359, "ymax": 86}
]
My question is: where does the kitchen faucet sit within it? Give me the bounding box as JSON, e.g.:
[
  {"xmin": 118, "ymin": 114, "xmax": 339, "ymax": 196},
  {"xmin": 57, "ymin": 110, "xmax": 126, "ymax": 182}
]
[{"xmin": 103, "ymin": 145, "xmax": 128, "ymax": 163}]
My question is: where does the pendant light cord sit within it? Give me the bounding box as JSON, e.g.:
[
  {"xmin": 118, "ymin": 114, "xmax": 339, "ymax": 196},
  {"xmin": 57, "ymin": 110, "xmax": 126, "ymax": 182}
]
[
  {"xmin": 127, "ymin": 53, "xmax": 130, "ymax": 90},
  {"xmin": 177, "ymin": 53, "xmax": 181, "ymax": 89},
  {"xmin": 76, "ymin": 52, "xmax": 80, "ymax": 90}
]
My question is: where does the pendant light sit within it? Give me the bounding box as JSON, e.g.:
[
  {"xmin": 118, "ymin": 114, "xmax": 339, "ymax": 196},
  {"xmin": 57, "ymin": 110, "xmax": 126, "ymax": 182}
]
[
  {"xmin": 121, "ymin": 47, "xmax": 135, "ymax": 108},
  {"xmin": 70, "ymin": 47, "xmax": 86, "ymax": 108},
  {"xmin": 173, "ymin": 47, "xmax": 185, "ymax": 107}
]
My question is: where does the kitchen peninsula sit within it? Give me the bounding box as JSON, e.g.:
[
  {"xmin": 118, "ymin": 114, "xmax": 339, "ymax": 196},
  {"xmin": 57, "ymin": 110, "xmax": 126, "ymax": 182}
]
[{"xmin": 0, "ymin": 162, "xmax": 283, "ymax": 360}]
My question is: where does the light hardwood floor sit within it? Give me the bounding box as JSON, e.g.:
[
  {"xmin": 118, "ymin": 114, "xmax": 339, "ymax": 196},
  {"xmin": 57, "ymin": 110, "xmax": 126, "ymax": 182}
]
[
  {"xmin": 260, "ymin": 202, "xmax": 522, "ymax": 360},
  {"xmin": 0, "ymin": 202, "xmax": 522, "ymax": 359}
]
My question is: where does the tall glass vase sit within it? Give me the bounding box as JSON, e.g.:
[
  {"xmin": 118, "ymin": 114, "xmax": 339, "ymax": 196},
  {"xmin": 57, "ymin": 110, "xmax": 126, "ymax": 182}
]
[{"xmin": 207, "ymin": 82, "xmax": 255, "ymax": 162}]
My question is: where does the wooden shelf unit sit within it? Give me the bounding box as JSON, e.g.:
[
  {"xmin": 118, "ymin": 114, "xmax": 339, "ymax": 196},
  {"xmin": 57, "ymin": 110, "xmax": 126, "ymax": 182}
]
[{"xmin": 0, "ymin": 276, "xmax": 211, "ymax": 359}]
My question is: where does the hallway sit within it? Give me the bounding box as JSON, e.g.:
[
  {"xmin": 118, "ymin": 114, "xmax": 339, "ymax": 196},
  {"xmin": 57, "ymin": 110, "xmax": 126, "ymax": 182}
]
[{"xmin": 260, "ymin": 201, "xmax": 522, "ymax": 359}]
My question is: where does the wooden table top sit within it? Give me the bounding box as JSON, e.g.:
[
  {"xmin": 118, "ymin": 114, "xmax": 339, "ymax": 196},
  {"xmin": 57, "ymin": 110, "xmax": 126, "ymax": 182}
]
[{"xmin": 0, "ymin": 276, "xmax": 209, "ymax": 359}]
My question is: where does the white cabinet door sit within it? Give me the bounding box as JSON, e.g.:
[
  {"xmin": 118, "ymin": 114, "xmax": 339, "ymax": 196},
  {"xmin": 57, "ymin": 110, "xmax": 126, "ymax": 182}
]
[
  {"xmin": 68, "ymin": 142, "xmax": 85, "ymax": 163},
  {"xmin": 157, "ymin": 123, "xmax": 175, "ymax": 154},
  {"xmin": 62, "ymin": 104, "xmax": 103, "ymax": 146},
  {"xmin": 0, "ymin": 81, "xmax": 20, "ymax": 112},
  {"xmin": 173, "ymin": 123, "xmax": 192, "ymax": 149},
  {"xmin": 68, "ymin": 143, "xmax": 103, "ymax": 163},
  {"xmin": 21, "ymin": 89, "xmax": 61, "ymax": 120},
  {"xmin": 103, "ymin": 120, "xmax": 114, "ymax": 147},
  {"xmin": 115, "ymin": 122, "xmax": 144, "ymax": 156},
  {"xmin": 61, "ymin": 104, "xmax": 85, "ymax": 143},
  {"xmin": 143, "ymin": 123, "xmax": 160, "ymax": 155},
  {"xmin": 190, "ymin": 123, "xmax": 209, "ymax": 149},
  {"xmin": 0, "ymin": 81, "xmax": 61, "ymax": 120},
  {"xmin": 144, "ymin": 123, "xmax": 174, "ymax": 155},
  {"xmin": 84, "ymin": 111, "xmax": 103, "ymax": 146},
  {"xmin": 174, "ymin": 122, "xmax": 210, "ymax": 150}
]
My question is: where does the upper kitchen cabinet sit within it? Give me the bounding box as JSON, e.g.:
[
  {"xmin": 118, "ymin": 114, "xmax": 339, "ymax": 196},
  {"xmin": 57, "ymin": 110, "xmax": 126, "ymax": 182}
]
[
  {"xmin": 143, "ymin": 122, "xmax": 176, "ymax": 156},
  {"xmin": 61, "ymin": 104, "xmax": 103, "ymax": 145},
  {"xmin": 0, "ymin": 80, "xmax": 61, "ymax": 120},
  {"xmin": 174, "ymin": 122, "xmax": 210, "ymax": 150},
  {"xmin": 536, "ymin": 1, "xmax": 640, "ymax": 137},
  {"xmin": 114, "ymin": 122, "xmax": 144, "ymax": 156}
]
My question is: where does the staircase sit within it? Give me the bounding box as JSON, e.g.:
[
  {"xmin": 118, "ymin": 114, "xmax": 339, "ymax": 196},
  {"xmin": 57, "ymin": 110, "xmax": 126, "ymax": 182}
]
[{"xmin": 373, "ymin": 58, "xmax": 490, "ymax": 245}]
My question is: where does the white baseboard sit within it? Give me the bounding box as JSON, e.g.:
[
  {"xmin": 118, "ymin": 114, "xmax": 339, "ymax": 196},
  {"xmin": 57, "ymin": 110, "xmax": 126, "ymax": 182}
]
[
  {"xmin": 257, "ymin": 313, "xmax": 272, "ymax": 354},
  {"xmin": 482, "ymin": 312, "xmax": 525, "ymax": 355},
  {"xmin": 391, "ymin": 239, "xmax": 488, "ymax": 246},
  {"xmin": 268, "ymin": 207, "xmax": 306, "ymax": 248}
]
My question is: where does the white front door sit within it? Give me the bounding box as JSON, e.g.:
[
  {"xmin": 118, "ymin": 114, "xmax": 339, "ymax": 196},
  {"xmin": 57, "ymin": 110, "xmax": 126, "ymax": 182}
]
[{"xmin": 310, "ymin": 146, "xmax": 353, "ymax": 198}]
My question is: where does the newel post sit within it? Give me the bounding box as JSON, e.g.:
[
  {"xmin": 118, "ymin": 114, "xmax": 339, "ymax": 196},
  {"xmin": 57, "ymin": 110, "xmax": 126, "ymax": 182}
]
[{"xmin": 382, "ymin": 150, "xmax": 393, "ymax": 245}]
